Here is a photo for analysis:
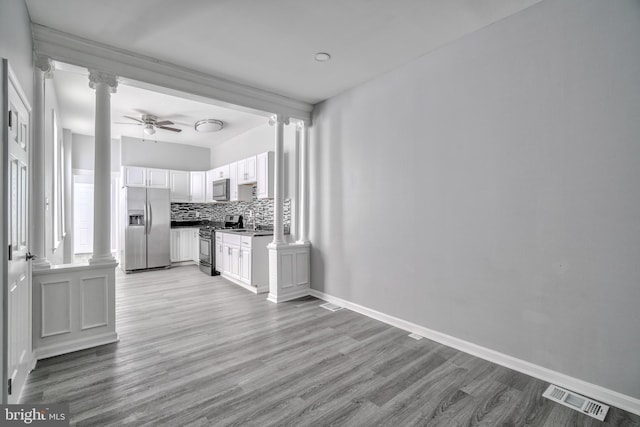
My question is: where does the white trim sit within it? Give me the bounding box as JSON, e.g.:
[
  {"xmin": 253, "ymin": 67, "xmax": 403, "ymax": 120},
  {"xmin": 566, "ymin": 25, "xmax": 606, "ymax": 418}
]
[
  {"xmin": 220, "ymin": 273, "xmax": 259, "ymax": 294},
  {"xmin": 33, "ymin": 331, "xmax": 119, "ymax": 360},
  {"xmin": 267, "ymin": 287, "xmax": 310, "ymax": 304},
  {"xmin": 40, "ymin": 280, "xmax": 71, "ymax": 337},
  {"xmin": 309, "ymin": 289, "xmax": 640, "ymax": 416},
  {"xmin": 32, "ymin": 24, "xmax": 313, "ymax": 122},
  {"xmin": 80, "ymin": 275, "xmax": 109, "ymax": 330}
]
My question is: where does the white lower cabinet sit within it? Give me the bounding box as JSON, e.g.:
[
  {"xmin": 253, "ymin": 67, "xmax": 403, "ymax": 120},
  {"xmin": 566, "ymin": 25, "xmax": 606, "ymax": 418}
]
[
  {"xmin": 215, "ymin": 233, "xmax": 224, "ymax": 272},
  {"xmin": 218, "ymin": 231, "xmax": 270, "ymax": 293},
  {"xmin": 170, "ymin": 228, "xmax": 199, "ymax": 263}
]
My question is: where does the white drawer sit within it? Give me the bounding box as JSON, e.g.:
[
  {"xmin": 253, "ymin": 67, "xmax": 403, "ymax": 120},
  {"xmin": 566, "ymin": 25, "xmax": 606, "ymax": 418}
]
[
  {"xmin": 222, "ymin": 233, "xmax": 241, "ymax": 246},
  {"xmin": 241, "ymin": 236, "xmax": 252, "ymax": 247}
]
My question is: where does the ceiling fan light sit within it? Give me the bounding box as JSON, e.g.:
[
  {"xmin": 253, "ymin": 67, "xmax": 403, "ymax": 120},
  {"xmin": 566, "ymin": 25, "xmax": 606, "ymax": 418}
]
[
  {"xmin": 144, "ymin": 124, "xmax": 156, "ymax": 135},
  {"xmin": 195, "ymin": 119, "xmax": 223, "ymax": 133}
]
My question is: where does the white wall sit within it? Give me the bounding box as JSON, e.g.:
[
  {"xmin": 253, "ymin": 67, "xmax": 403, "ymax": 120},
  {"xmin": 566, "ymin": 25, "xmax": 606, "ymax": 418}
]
[
  {"xmin": 71, "ymin": 133, "xmax": 121, "ymax": 172},
  {"xmin": 0, "ymin": 0, "xmax": 33, "ymax": 102},
  {"xmin": 210, "ymin": 124, "xmax": 273, "ymax": 168},
  {"xmin": 121, "ymin": 136, "xmax": 210, "ymax": 171},
  {"xmin": 311, "ymin": 0, "xmax": 640, "ymax": 401}
]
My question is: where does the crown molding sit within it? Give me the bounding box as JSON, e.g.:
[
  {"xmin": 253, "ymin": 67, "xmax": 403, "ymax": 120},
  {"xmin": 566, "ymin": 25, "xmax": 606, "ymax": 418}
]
[{"xmin": 31, "ymin": 24, "xmax": 313, "ymax": 122}]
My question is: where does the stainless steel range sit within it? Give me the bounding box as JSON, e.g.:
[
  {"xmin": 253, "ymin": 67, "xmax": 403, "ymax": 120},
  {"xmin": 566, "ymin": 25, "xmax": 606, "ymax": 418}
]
[{"xmin": 199, "ymin": 215, "xmax": 243, "ymax": 275}]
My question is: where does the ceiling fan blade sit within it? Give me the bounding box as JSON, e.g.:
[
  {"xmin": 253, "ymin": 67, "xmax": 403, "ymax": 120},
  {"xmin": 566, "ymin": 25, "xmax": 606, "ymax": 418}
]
[
  {"xmin": 155, "ymin": 120, "xmax": 174, "ymax": 126},
  {"xmin": 158, "ymin": 126, "xmax": 182, "ymax": 133},
  {"xmin": 123, "ymin": 115, "xmax": 144, "ymax": 123}
]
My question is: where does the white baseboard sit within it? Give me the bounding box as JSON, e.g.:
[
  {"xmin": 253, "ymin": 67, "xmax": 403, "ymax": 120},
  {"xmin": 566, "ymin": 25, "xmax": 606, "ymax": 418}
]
[
  {"xmin": 309, "ymin": 289, "xmax": 640, "ymax": 416},
  {"xmin": 34, "ymin": 332, "xmax": 119, "ymax": 360},
  {"xmin": 267, "ymin": 288, "xmax": 310, "ymax": 303}
]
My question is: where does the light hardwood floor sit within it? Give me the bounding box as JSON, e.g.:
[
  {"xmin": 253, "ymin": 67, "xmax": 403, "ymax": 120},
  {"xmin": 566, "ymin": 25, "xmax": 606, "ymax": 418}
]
[{"xmin": 21, "ymin": 265, "xmax": 640, "ymax": 426}]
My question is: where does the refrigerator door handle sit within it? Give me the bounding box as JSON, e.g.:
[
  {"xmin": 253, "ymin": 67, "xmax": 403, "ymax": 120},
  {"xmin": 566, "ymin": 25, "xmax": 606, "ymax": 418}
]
[
  {"xmin": 148, "ymin": 201, "xmax": 153, "ymax": 234},
  {"xmin": 143, "ymin": 198, "xmax": 147, "ymax": 235}
]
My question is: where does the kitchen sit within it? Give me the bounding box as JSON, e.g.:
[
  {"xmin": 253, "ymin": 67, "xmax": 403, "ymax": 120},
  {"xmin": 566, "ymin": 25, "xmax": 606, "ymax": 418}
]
[{"xmin": 120, "ymin": 150, "xmax": 291, "ymax": 294}]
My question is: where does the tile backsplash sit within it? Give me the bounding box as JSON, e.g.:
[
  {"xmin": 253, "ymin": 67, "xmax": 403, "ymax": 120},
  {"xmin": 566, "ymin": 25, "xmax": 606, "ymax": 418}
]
[{"xmin": 171, "ymin": 198, "xmax": 291, "ymax": 229}]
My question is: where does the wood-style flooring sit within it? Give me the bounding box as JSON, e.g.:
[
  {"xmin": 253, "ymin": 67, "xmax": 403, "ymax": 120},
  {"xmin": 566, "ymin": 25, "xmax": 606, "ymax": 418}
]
[{"xmin": 21, "ymin": 265, "xmax": 640, "ymax": 426}]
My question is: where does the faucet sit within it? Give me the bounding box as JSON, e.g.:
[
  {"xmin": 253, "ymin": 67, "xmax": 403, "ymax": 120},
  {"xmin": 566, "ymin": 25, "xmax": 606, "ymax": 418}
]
[{"xmin": 243, "ymin": 207, "xmax": 256, "ymax": 230}]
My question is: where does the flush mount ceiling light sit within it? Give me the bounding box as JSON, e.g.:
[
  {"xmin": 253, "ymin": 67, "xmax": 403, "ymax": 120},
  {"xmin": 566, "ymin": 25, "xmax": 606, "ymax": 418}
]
[
  {"xmin": 143, "ymin": 124, "xmax": 156, "ymax": 135},
  {"xmin": 314, "ymin": 52, "xmax": 331, "ymax": 62},
  {"xmin": 195, "ymin": 119, "xmax": 224, "ymax": 133}
]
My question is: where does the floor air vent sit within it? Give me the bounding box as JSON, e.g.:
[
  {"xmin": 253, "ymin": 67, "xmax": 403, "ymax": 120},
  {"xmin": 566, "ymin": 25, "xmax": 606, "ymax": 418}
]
[
  {"xmin": 320, "ymin": 302, "xmax": 343, "ymax": 312},
  {"xmin": 408, "ymin": 333, "xmax": 423, "ymax": 340},
  {"xmin": 542, "ymin": 384, "xmax": 609, "ymax": 421}
]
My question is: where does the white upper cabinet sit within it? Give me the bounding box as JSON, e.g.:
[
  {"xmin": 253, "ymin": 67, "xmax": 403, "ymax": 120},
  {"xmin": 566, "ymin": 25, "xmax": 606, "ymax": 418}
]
[
  {"xmin": 170, "ymin": 170, "xmax": 191, "ymax": 202},
  {"xmin": 212, "ymin": 165, "xmax": 229, "ymax": 181},
  {"xmin": 256, "ymin": 151, "xmax": 274, "ymax": 199},
  {"xmin": 190, "ymin": 171, "xmax": 206, "ymax": 203},
  {"xmin": 122, "ymin": 166, "xmax": 170, "ymax": 188},
  {"xmin": 237, "ymin": 155, "xmax": 257, "ymax": 184},
  {"xmin": 146, "ymin": 168, "xmax": 170, "ymax": 188},
  {"xmin": 228, "ymin": 162, "xmax": 238, "ymax": 201},
  {"xmin": 122, "ymin": 166, "xmax": 146, "ymax": 187}
]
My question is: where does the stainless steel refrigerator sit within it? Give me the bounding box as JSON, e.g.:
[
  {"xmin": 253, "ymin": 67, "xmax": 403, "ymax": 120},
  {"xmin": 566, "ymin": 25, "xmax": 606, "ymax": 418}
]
[{"xmin": 121, "ymin": 186, "xmax": 171, "ymax": 272}]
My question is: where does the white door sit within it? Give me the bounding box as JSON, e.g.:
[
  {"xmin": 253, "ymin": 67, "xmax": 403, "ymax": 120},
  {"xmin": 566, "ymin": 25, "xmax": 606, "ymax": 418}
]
[
  {"xmin": 170, "ymin": 170, "xmax": 190, "ymax": 202},
  {"xmin": 240, "ymin": 247, "xmax": 251, "ymax": 284},
  {"xmin": 147, "ymin": 168, "xmax": 169, "ymax": 188},
  {"xmin": 4, "ymin": 61, "xmax": 33, "ymax": 403},
  {"xmin": 190, "ymin": 172, "xmax": 205, "ymax": 203},
  {"xmin": 179, "ymin": 228, "xmax": 193, "ymax": 261},
  {"xmin": 73, "ymin": 182, "xmax": 94, "ymax": 254}
]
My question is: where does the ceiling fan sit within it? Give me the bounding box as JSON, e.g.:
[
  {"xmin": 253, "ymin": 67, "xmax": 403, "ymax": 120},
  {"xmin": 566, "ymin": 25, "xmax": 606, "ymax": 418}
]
[{"xmin": 117, "ymin": 114, "xmax": 182, "ymax": 135}]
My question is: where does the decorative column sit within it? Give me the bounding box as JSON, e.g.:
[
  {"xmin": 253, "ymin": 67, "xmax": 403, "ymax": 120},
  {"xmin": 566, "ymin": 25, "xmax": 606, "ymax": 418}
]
[
  {"xmin": 296, "ymin": 121, "xmax": 309, "ymax": 244},
  {"xmin": 270, "ymin": 113, "xmax": 288, "ymax": 245},
  {"xmin": 267, "ymin": 114, "xmax": 310, "ymax": 303},
  {"xmin": 31, "ymin": 56, "xmax": 53, "ymax": 270},
  {"xmin": 88, "ymin": 70, "xmax": 118, "ymax": 265},
  {"xmin": 62, "ymin": 129, "xmax": 74, "ymax": 263}
]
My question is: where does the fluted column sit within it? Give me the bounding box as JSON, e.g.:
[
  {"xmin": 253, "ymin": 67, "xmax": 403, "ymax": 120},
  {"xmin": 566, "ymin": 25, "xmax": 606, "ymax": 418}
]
[
  {"xmin": 269, "ymin": 113, "xmax": 288, "ymax": 246},
  {"xmin": 88, "ymin": 70, "xmax": 117, "ymax": 265},
  {"xmin": 32, "ymin": 56, "xmax": 53, "ymax": 270},
  {"xmin": 296, "ymin": 121, "xmax": 309, "ymax": 243}
]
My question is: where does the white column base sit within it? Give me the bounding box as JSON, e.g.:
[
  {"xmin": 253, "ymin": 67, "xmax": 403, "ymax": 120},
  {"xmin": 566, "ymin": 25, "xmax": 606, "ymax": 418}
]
[
  {"xmin": 32, "ymin": 258, "xmax": 52, "ymax": 271},
  {"xmin": 267, "ymin": 242, "xmax": 311, "ymax": 303},
  {"xmin": 89, "ymin": 253, "xmax": 117, "ymax": 265}
]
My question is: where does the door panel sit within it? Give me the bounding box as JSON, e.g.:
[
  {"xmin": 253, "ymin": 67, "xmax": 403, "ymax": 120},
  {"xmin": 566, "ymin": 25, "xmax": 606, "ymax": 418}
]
[
  {"xmin": 123, "ymin": 187, "xmax": 147, "ymax": 270},
  {"xmin": 146, "ymin": 188, "xmax": 170, "ymax": 268},
  {"xmin": 4, "ymin": 60, "xmax": 33, "ymax": 403}
]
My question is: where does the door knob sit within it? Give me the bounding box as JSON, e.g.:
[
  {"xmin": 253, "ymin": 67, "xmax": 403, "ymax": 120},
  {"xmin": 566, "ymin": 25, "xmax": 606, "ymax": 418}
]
[{"xmin": 26, "ymin": 252, "xmax": 37, "ymax": 261}]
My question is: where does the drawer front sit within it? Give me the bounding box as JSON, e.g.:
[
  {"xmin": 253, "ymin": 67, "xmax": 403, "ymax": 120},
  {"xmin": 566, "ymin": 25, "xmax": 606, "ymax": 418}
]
[
  {"xmin": 222, "ymin": 233, "xmax": 241, "ymax": 246},
  {"xmin": 241, "ymin": 236, "xmax": 252, "ymax": 247}
]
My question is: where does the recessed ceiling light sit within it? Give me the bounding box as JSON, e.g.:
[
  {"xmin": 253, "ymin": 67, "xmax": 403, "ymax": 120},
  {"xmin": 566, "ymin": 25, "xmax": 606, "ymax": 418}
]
[
  {"xmin": 194, "ymin": 119, "xmax": 224, "ymax": 133},
  {"xmin": 314, "ymin": 52, "xmax": 331, "ymax": 62}
]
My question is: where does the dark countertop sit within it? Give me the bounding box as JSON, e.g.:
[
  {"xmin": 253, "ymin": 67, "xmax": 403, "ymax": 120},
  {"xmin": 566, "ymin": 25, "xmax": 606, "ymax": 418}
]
[{"xmin": 170, "ymin": 220, "xmax": 207, "ymax": 228}]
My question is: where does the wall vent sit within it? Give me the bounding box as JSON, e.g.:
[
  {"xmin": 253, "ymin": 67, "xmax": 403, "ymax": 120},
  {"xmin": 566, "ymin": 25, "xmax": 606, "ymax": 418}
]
[
  {"xmin": 408, "ymin": 333, "xmax": 423, "ymax": 340},
  {"xmin": 320, "ymin": 302, "xmax": 343, "ymax": 312},
  {"xmin": 542, "ymin": 384, "xmax": 609, "ymax": 421}
]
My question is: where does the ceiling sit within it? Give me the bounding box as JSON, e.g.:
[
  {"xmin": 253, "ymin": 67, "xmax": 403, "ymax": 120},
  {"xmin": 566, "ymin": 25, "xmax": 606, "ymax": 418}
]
[
  {"xmin": 27, "ymin": 0, "xmax": 543, "ymax": 147},
  {"xmin": 52, "ymin": 63, "xmax": 268, "ymax": 148},
  {"xmin": 26, "ymin": 0, "xmax": 543, "ymax": 105}
]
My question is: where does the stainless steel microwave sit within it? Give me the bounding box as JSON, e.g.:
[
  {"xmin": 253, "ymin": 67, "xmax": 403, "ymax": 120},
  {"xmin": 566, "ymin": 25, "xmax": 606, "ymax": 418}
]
[{"xmin": 212, "ymin": 179, "xmax": 230, "ymax": 201}]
